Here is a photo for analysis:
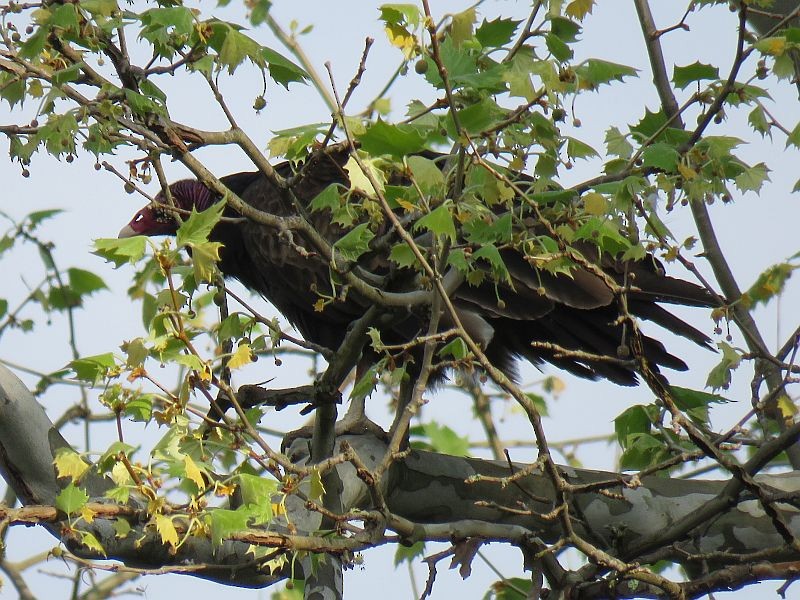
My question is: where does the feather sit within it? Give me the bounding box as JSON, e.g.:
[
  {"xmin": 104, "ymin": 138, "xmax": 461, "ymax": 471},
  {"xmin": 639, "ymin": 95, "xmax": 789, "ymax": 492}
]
[{"xmin": 119, "ymin": 145, "xmax": 716, "ymax": 386}]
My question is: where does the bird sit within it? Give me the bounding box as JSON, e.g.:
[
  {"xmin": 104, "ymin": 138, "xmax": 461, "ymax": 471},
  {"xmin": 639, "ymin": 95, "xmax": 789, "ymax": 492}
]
[{"xmin": 119, "ymin": 144, "xmax": 714, "ymax": 392}]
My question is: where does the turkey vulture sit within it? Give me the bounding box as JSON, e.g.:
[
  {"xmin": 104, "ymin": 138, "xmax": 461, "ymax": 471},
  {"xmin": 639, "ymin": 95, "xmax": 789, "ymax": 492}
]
[{"xmin": 119, "ymin": 144, "xmax": 713, "ymax": 387}]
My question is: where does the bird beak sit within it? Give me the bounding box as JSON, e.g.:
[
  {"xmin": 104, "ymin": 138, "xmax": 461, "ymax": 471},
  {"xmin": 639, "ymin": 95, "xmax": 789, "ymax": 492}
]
[{"xmin": 118, "ymin": 224, "xmax": 138, "ymax": 238}]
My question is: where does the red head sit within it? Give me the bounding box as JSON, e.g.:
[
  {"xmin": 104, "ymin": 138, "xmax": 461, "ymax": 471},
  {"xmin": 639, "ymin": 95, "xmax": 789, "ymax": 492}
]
[{"xmin": 119, "ymin": 179, "xmax": 217, "ymax": 238}]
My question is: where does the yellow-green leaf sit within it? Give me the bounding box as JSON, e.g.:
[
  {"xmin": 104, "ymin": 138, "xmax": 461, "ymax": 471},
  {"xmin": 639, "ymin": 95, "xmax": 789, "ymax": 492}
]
[
  {"xmin": 583, "ymin": 192, "xmax": 607, "ymax": 216},
  {"xmin": 80, "ymin": 505, "xmax": 97, "ymax": 524},
  {"xmin": 566, "ymin": 0, "xmax": 595, "ymax": 20},
  {"xmin": 189, "ymin": 241, "xmax": 223, "ymax": 283},
  {"xmin": 228, "ymin": 343, "xmax": 253, "ymax": 370},
  {"xmin": 155, "ymin": 514, "xmax": 179, "ymax": 547},
  {"xmin": 54, "ymin": 449, "xmax": 90, "ymax": 481},
  {"xmin": 309, "ymin": 468, "xmax": 325, "ymax": 502},
  {"xmin": 450, "ymin": 8, "xmax": 476, "ymax": 46},
  {"xmin": 344, "ymin": 156, "xmax": 385, "ymax": 196},
  {"xmin": 80, "ymin": 532, "xmax": 107, "ymax": 557},
  {"xmin": 183, "ymin": 454, "xmax": 206, "ymax": 490},
  {"xmin": 777, "ymin": 394, "xmax": 798, "ymax": 418},
  {"xmin": 385, "ymin": 23, "xmax": 417, "ymax": 59}
]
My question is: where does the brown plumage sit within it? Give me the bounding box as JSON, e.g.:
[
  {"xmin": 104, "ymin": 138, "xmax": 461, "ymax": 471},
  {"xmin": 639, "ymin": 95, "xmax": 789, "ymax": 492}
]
[{"xmin": 120, "ymin": 145, "xmax": 714, "ymax": 386}]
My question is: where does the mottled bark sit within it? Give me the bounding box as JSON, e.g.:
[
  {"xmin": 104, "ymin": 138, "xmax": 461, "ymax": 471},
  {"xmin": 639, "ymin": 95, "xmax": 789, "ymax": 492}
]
[{"xmin": 2, "ymin": 364, "xmax": 800, "ymax": 591}]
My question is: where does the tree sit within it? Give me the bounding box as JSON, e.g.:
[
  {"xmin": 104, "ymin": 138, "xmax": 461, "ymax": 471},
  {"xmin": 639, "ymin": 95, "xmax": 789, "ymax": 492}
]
[{"xmin": 1, "ymin": 1, "xmax": 800, "ymax": 598}]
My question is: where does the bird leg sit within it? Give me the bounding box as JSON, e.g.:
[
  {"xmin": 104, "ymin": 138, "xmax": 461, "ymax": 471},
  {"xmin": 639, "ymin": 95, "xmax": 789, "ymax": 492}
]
[{"xmin": 282, "ymin": 307, "xmax": 388, "ymax": 451}]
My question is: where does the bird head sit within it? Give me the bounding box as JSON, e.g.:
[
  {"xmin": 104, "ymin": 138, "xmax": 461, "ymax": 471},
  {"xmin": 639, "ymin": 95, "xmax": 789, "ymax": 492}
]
[{"xmin": 119, "ymin": 179, "xmax": 216, "ymax": 238}]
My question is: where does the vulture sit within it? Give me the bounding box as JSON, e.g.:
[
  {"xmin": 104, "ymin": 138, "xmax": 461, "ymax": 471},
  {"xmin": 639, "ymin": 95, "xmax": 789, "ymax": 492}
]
[{"xmin": 119, "ymin": 145, "xmax": 714, "ymax": 388}]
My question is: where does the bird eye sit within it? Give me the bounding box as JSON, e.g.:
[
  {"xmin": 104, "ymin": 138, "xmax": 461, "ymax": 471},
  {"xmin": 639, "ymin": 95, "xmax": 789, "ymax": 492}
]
[{"xmin": 134, "ymin": 212, "xmax": 144, "ymax": 223}]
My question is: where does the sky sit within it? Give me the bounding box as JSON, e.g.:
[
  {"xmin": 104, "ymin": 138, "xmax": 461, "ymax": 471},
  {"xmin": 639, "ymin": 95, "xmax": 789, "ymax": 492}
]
[{"xmin": 1, "ymin": 1, "xmax": 799, "ymax": 598}]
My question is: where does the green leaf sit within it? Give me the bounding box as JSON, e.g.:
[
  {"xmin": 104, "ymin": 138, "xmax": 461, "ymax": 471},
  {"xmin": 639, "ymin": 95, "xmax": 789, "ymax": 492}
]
[
  {"xmin": 176, "ymin": 202, "xmax": 225, "ymax": 247},
  {"xmin": 734, "ymin": 162, "xmax": 769, "ymax": 193},
  {"xmin": 463, "ymin": 213, "xmax": 512, "ymax": 244},
  {"xmin": 575, "ymin": 59, "xmax": 637, "ymax": 88},
  {"xmin": 55, "ymin": 482, "xmax": 89, "ymax": 515},
  {"xmin": 394, "ymin": 541, "xmax": 426, "ymax": 566},
  {"xmin": 113, "ymin": 519, "xmax": 131, "ymax": 538},
  {"xmin": 574, "ymin": 218, "xmax": 630, "ymax": 255},
  {"xmin": 249, "ymin": 0, "xmax": 272, "ymax": 26},
  {"xmin": 421, "ymin": 423, "xmax": 469, "ymax": 456},
  {"xmin": 79, "ymin": 0, "xmax": 118, "ymax": 17},
  {"xmin": 239, "ymin": 474, "xmax": 277, "ymax": 508},
  {"xmin": 309, "ymin": 468, "xmax": 325, "ymax": 501},
  {"xmin": 447, "ymin": 97, "xmax": 507, "ymax": 135},
  {"xmin": 743, "ymin": 262, "xmax": 795, "ymax": 307},
  {"xmin": 124, "ymin": 89, "xmax": 166, "ymax": 117},
  {"xmin": 670, "ymin": 386, "xmax": 730, "ymax": 425},
  {"xmin": 93, "ymin": 236, "xmax": 147, "ymax": 267},
  {"xmin": 450, "ymin": 7, "xmax": 476, "ymax": 46},
  {"xmin": 379, "ymin": 4, "xmax": 421, "ymax": 28},
  {"xmin": 69, "ymin": 353, "xmax": 117, "ymax": 384},
  {"xmin": 546, "ymin": 32, "xmax": 573, "ymax": 61},
  {"xmin": 614, "ymin": 405, "xmax": 652, "ymax": 447},
  {"xmin": 350, "ymin": 361, "xmax": 382, "ymax": 405},
  {"xmin": 139, "ymin": 79, "xmax": 167, "ymax": 105},
  {"xmin": 748, "ymin": 106, "xmax": 771, "ymax": 137},
  {"xmin": 489, "ymin": 577, "xmax": 533, "ymax": 600},
  {"xmin": 344, "ymin": 155, "xmax": 386, "ymax": 196},
  {"xmin": 27, "ymin": 209, "xmax": 64, "ymax": 226},
  {"xmin": 141, "ymin": 6, "xmax": 195, "ymax": 36},
  {"xmin": 261, "ymin": 46, "xmax": 308, "ymax": 88},
  {"xmin": 0, "ymin": 235, "xmax": 14, "ymax": 256},
  {"xmin": 526, "ymin": 392, "xmax": 549, "ymax": 417},
  {"xmin": 389, "ymin": 242, "xmax": 418, "ymax": 268},
  {"xmin": 0, "ymin": 299, "xmax": 7, "ymax": 320},
  {"xmin": 503, "ymin": 54, "xmax": 537, "ymax": 101},
  {"xmin": 630, "ymin": 108, "xmax": 667, "ymax": 141},
  {"xmin": 124, "ymin": 395, "xmax": 153, "ymax": 422},
  {"xmin": 550, "ymin": 16, "xmax": 582, "ymax": 42},
  {"xmin": 48, "ymin": 285, "xmax": 81, "ymax": 311},
  {"xmin": 565, "ymin": 137, "xmax": 598, "ymax": 160},
  {"xmin": 415, "ymin": 203, "xmax": 456, "ymax": 242},
  {"xmin": 122, "ymin": 337, "xmax": 148, "ymax": 369},
  {"xmin": 700, "ymin": 135, "xmax": 743, "ymax": 158},
  {"xmin": 356, "ymin": 118, "xmax": 427, "ymax": 158},
  {"xmin": 672, "ymin": 61, "xmax": 719, "ymax": 89},
  {"xmin": 41, "ymin": 113, "xmax": 78, "ymax": 157},
  {"xmin": 438, "ymin": 337, "xmax": 468, "ymax": 360},
  {"xmin": 333, "ymin": 223, "xmax": 375, "ymax": 262},
  {"xmin": 706, "ymin": 341, "xmax": 741, "ymax": 390},
  {"xmin": 309, "ymin": 183, "xmax": 343, "ymax": 214},
  {"xmin": 472, "ymin": 244, "xmax": 510, "ymax": 282},
  {"xmin": 787, "ymin": 121, "xmax": 800, "ymax": 149},
  {"xmin": 50, "ymin": 3, "xmax": 79, "ymax": 30},
  {"xmin": 475, "ymin": 17, "xmax": 520, "ymax": 47},
  {"xmin": 641, "ymin": 143, "xmax": 679, "ymax": 172},
  {"xmin": 68, "ymin": 268, "xmax": 108, "ymax": 296},
  {"xmin": 619, "ymin": 432, "xmax": 666, "ymax": 470},
  {"xmin": 52, "ymin": 63, "xmax": 82, "ymax": 86},
  {"xmin": 19, "ymin": 28, "xmax": 48, "ymax": 61},
  {"xmin": 209, "ymin": 508, "xmax": 250, "ymax": 546},
  {"xmin": 208, "ymin": 23, "xmax": 263, "ymax": 74},
  {"xmin": 406, "ymin": 155, "xmax": 445, "ymax": 197}
]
